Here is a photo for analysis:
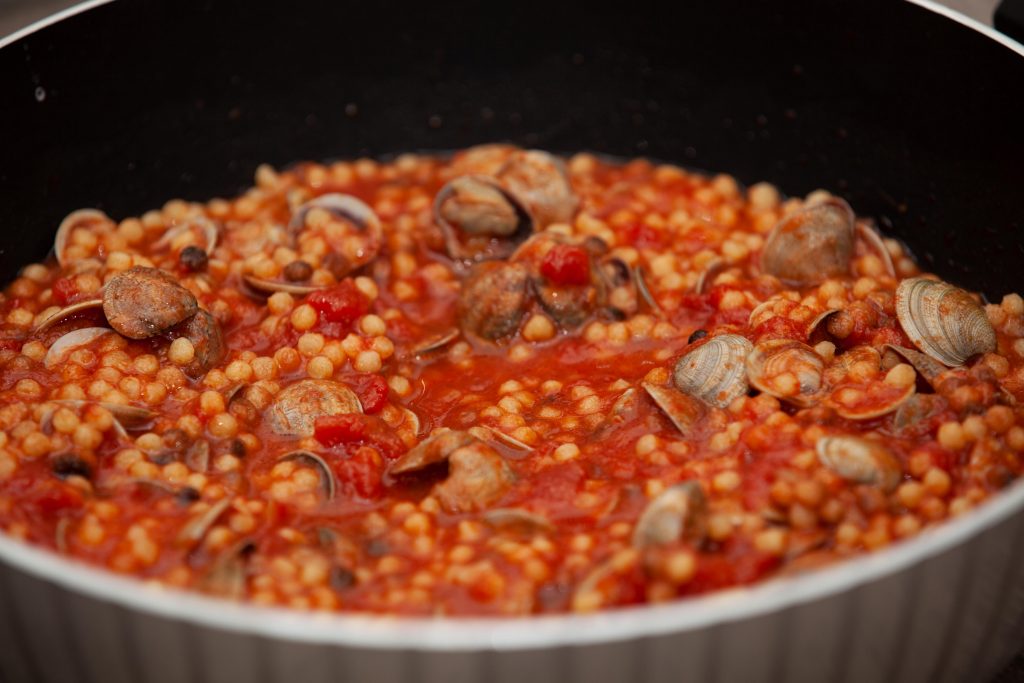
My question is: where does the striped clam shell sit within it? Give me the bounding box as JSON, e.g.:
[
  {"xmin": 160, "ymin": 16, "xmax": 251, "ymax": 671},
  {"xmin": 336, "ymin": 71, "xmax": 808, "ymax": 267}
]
[
  {"xmin": 895, "ymin": 277, "xmax": 996, "ymax": 367},
  {"xmin": 672, "ymin": 334, "xmax": 752, "ymax": 408}
]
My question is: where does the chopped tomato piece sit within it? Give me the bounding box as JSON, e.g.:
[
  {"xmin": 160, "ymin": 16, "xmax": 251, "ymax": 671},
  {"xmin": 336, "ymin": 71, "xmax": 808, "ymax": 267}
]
[
  {"xmin": 355, "ymin": 374, "xmax": 389, "ymax": 414},
  {"xmin": 314, "ymin": 414, "xmax": 368, "ymax": 446},
  {"xmin": 540, "ymin": 245, "xmax": 591, "ymax": 286},
  {"xmin": 336, "ymin": 446, "xmax": 383, "ymax": 499},
  {"xmin": 52, "ymin": 277, "xmax": 78, "ymax": 305},
  {"xmin": 308, "ymin": 280, "xmax": 369, "ymax": 325}
]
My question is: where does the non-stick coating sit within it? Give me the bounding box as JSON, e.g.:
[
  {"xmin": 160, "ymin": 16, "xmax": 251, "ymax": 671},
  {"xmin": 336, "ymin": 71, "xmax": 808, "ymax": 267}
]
[{"xmin": 1, "ymin": 0, "xmax": 1023, "ymax": 298}]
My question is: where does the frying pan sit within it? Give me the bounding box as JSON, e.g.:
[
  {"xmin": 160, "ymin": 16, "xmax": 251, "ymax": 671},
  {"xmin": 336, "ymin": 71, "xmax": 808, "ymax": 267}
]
[{"xmin": 2, "ymin": 1, "xmax": 1024, "ymax": 682}]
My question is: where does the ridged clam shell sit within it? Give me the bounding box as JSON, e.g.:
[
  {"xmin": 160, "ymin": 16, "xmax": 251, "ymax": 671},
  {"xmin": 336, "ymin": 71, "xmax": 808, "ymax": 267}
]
[
  {"xmin": 434, "ymin": 175, "xmax": 533, "ymax": 263},
  {"xmin": 760, "ymin": 198, "xmax": 855, "ymax": 286},
  {"xmin": 895, "ymin": 277, "xmax": 996, "ymax": 367},
  {"xmin": 265, "ymin": 380, "xmax": 363, "ymax": 437},
  {"xmin": 632, "ymin": 481, "xmax": 707, "ymax": 548},
  {"xmin": 43, "ymin": 327, "xmax": 112, "ymax": 369},
  {"xmin": 746, "ymin": 339, "xmax": 825, "ymax": 407},
  {"xmin": 816, "ymin": 435, "xmax": 902, "ymax": 492},
  {"xmin": 641, "ymin": 382, "xmax": 707, "ymax": 437},
  {"xmin": 495, "ymin": 150, "xmax": 579, "ymax": 227},
  {"xmin": 672, "ymin": 334, "xmax": 752, "ymax": 408}
]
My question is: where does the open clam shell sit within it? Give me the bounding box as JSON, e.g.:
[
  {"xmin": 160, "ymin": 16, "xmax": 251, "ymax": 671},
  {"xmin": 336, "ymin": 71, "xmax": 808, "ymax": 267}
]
[
  {"xmin": 854, "ymin": 221, "xmax": 896, "ymax": 278},
  {"xmin": 33, "ymin": 298, "xmax": 105, "ymax": 334},
  {"xmin": 176, "ymin": 497, "xmax": 232, "ymax": 546},
  {"xmin": 760, "ymin": 198, "xmax": 855, "ymax": 286},
  {"xmin": 288, "ymin": 193, "xmax": 383, "ymax": 274},
  {"xmin": 816, "ymin": 435, "xmax": 902, "ymax": 492},
  {"xmin": 242, "ymin": 274, "xmax": 325, "ymax": 296},
  {"xmin": 641, "ymin": 382, "xmax": 707, "ymax": 437},
  {"xmin": 746, "ymin": 339, "xmax": 826, "ymax": 407},
  {"xmin": 457, "ymin": 261, "xmax": 531, "ymax": 342},
  {"xmin": 673, "ymin": 334, "xmax": 752, "ymax": 408},
  {"xmin": 388, "ymin": 429, "xmax": 477, "ymax": 475},
  {"xmin": 895, "ymin": 277, "xmax": 996, "ymax": 367},
  {"xmin": 411, "ymin": 328, "xmax": 460, "ymax": 356},
  {"xmin": 632, "ymin": 481, "xmax": 707, "ymax": 548},
  {"xmin": 54, "ymin": 209, "xmax": 114, "ymax": 267},
  {"xmin": 884, "ymin": 344, "xmax": 947, "ymax": 385},
  {"xmin": 434, "ymin": 175, "xmax": 533, "ymax": 264},
  {"xmin": 694, "ymin": 257, "xmax": 727, "ymax": 295},
  {"xmin": 278, "ymin": 450, "xmax": 337, "ymax": 501},
  {"xmin": 495, "ymin": 150, "xmax": 579, "ymax": 228},
  {"xmin": 152, "ymin": 216, "xmax": 219, "ymax": 254},
  {"xmin": 43, "ymin": 327, "xmax": 112, "ymax": 369}
]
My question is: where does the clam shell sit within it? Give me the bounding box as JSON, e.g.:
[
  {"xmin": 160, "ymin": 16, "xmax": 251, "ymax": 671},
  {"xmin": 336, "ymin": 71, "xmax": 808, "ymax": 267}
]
[
  {"xmin": 760, "ymin": 198, "xmax": 855, "ymax": 286},
  {"xmin": 152, "ymin": 216, "xmax": 219, "ymax": 254},
  {"xmin": 481, "ymin": 508, "xmax": 554, "ymax": 534},
  {"xmin": 278, "ymin": 450, "xmax": 337, "ymax": 501},
  {"xmin": 388, "ymin": 429, "xmax": 477, "ymax": 475},
  {"xmin": 634, "ymin": 265, "xmax": 661, "ymax": 314},
  {"xmin": 177, "ymin": 497, "xmax": 232, "ymax": 546},
  {"xmin": 43, "ymin": 327, "xmax": 112, "ymax": 369},
  {"xmin": 433, "ymin": 440, "xmax": 514, "ymax": 513},
  {"xmin": 33, "ymin": 298, "xmax": 105, "ymax": 333},
  {"xmin": 54, "ymin": 209, "xmax": 113, "ymax": 267},
  {"xmin": 854, "ymin": 222, "xmax": 896, "ymax": 278},
  {"xmin": 694, "ymin": 257, "xmax": 726, "ymax": 294},
  {"xmin": 746, "ymin": 339, "xmax": 825, "ymax": 406},
  {"xmin": 884, "ymin": 344, "xmax": 947, "ymax": 385},
  {"xmin": 816, "ymin": 436, "xmax": 902, "ymax": 492},
  {"xmin": 825, "ymin": 379, "xmax": 915, "ymax": 420},
  {"xmin": 102, "ymin": 267, "xmax": 198, "ymax": 339},
  {"xmin": 673, "ymin": 334, "xmax": 752, "ymax": 408},
  {"xmin": 434, "ymin": 175, "xmax": 533, "ymax": 263},
  {"xmin": 411, "ymin": 328, "xmax": 460, "ymax": 355},
  {"xmin": 242, "ymin": 274, "xmax": 325, "ymax": 296},
  {"xmin": 468, "ymin": 425, "xmax": 533, "ymax": 452},
  {"xmin": 641, "ymin": 382, "xmax": 707, "ymax": 437},
  {"xmin": 288, "ymin": 193, "xmax": 383, "ymax": 272},
  {"xmin": 457, "ymin": 261, "xmax": 531, "ymax": 341},
  {"xmin": 265, "ymin": 380, "xmax": 363, "ymax": 437},
  {"xmin": 632, "ymin": 481, "xmax": 707, "ymax": 548},
  {"xmin": 495, "ymin": 150, "xmax": 579, "ymax": 227},
  {"xmin": 895, "ymin": 277, "xmax": 996, "ymax": 367}
]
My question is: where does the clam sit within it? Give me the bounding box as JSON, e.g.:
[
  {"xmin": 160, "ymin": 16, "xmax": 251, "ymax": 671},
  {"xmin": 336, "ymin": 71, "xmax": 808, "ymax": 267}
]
[
  {"xmin": 33, "ymin": 298, "xmax": 104, "ymax": 334},
  {"xmin": 632, "ymin": 481, "xmax": 707, "ymax": 548},
  {"xmin": 265, "ymin": 379, "xmax": 363, "ymax": 437},
  {"xmin": 448, "ymin": 143, "xmax": 518, "ymax": 176},
  {"xmin": 481, "ymin": 508, "xmax": 554, "ymax": 534},
  {"xmin": 825, "ymin": 379, "xmax": 915, "ymax": 421},
  {"xmin": 694, "ymin": 257, "xmax": 726, "ymax": 295},
  {"xmin": 433, "ymin": 440, "xmax": 515, "ymax": 513},
  {"xmin": 54, "ymin": 209, "xmax": 114, "ymax": 266},
  {"xmin": 48, "ymin": 400, "xmax": 157, "ymax": 437},
  {"xmin": 387, "ymin": 430, "xmax": 513, "ymax": 513},
  {"xmin": 495, "ymin": 150, "xmax": 579, "ymax": 227},
  {"xmin": 242, "ymin": 274, "xmax": 325, "ymax": 296},
  {"xmin": 807, "ymin": 309, "xmax": 841, "ymax": 341},
  {"xmin": 457, "ymin": 261, "xmax": 531, "ymax": 341},
  {"xmin": 200, "ymin": 540, "xmax": 253, "ymax": 600},
  {"xmin": 760, "ymin": 198, "xmax": 855, "ymax": 286},
  {"xmin": 174, "ymin": 309, "xmax": 226, "ymax": 379},
  {"xmin": 434, "ymin": 175, "xmax": 532, "ymax": 263},
  {"xmin": 895, "ymin": 277, "xmax": 996, "ymax": 367},
  {"xmin": 176, "ymin": 497, "xmax": 232, "ymax": 546},
  {"xmin": 411, "ymin": 328, "xmax": 460, "ymax": 356},
  {"xmin": 278, "ymin": 450, "xmax": 337, "ymax": 501},
  {"xmin": 609, "ymin": 387, "xmax": 639, "ymax": 423},
  {"xmin": 854, "ymin": 221, "xmax": 896, "ymax": 278},
  {"xmin": 468, "ymin": 425, "xmax": 533, "ymax": 452},
  {"xmin": 634, "ymin": 265, "xmax": 661, "ymax": 314},
  {"xmin": 892, "ymin": 394, "xmax": 950, "ymax": 434},
  {"xmin": 641, "ymin": 382, "xmax": 707, "ymax": 437},
  {"xmin": 389, "ymin": 429, "xmax": 477, "ymax": 475},
  {"xmin": 152, "ymin": 216, "xmax": 219, "ymax": 254},
  {"xmin": 746, "ymin": 339, "xmax": 826, "ymax": 407},
  {"xmin": 884, "ymin": 344, "xmax": 946, "ymax": 385},
  {"xmin": 103, "ymin": 267, "xmax": 198, "ymax": 339},
  {"xmin": 288, "ymin": 194, "xmax": 383, "ymax": 274},
  {"xmin": 673, "ymin": 334, "xmax": 752, "ymax": 408},
  {"xmin": 43, "ymin": 327, "xmax": 112, "ymax": 369},
  {"xmin": 816, "ymin": 436, "xmax": 902, "ymax": 492}
]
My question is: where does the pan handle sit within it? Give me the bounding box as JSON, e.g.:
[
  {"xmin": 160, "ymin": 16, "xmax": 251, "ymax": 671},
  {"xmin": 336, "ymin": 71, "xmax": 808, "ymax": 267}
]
[{"xmin": 996, "ymin": 0, "xmax": 1024, "ymax": 44}]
